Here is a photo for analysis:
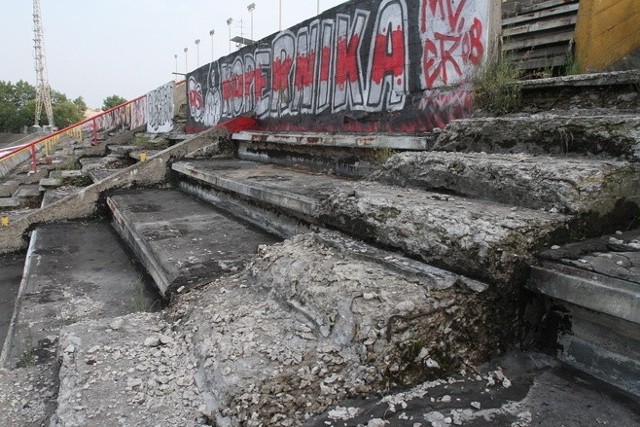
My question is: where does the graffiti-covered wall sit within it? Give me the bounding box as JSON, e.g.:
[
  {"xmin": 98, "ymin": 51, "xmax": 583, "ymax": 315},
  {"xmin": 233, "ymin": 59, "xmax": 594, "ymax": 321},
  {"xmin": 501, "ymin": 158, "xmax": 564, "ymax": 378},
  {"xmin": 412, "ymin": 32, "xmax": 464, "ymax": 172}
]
[
  {"xmin": 146, "ymin": 82, "xmax": 175, "ymax": 133},
  {"xmin": 186, "ymin": 0, "xmax": 492, "ymax": 133}
]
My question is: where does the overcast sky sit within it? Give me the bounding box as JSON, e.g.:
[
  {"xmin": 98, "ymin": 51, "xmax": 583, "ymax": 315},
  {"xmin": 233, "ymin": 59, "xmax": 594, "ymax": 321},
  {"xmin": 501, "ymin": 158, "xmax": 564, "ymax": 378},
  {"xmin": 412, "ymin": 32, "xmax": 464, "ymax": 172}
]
[{"xmin": 0, "ymin": 0, "xmax": 346, "ymax": 108}]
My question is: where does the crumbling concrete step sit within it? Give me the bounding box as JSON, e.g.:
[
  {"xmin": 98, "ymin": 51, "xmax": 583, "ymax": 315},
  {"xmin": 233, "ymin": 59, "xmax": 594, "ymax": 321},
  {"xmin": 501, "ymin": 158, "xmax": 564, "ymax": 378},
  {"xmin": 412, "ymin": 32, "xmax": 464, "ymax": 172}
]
[
  {"xmin": 39, "ymin": 177, "xmax": 62, "ymax": 188},
  {"xmin": 86, "ymin": 168, "xmax": 118, "ymax": 183},
  {"xmin": 528, "ymin": 231, "xmax": 640, "ymax": 397},
  {"xmin": 233, "ymin": 130, "xmax": 431, "ymax": 150},
  {"xmin": 433, "ymin": 113, "xmax": 640, "ymax": 160},
  {"xmin": 41, "ymin": 188, "xmax": 79, "ymax": 208},
  {"xmin": 0, "ymin": 180, "xmax": 20, "ymax": 197},
  {"xmin": 0, "ymin": 197, "xmax": 20, "ymax": 208},
  {"xmin": 108, "ymin": 145, "xmax": 138, "ymax": 158},
  {"xmin": 106, "ymin": 189, "xmax": 279, "ymax": 296},
  {"xmin": 79, "ymin": 155, "xmax": 128, "ymax": 171},
  {"xmin": 0, "ymin": 221, "xmax": 159, "ymax": 369},
  {"xmin": 529, "ymin": 262, "xmax": 640, "ymax": 324},
  {"xmin": 372, "ymin": 152, "xmax": 640, "ymax": 219},
  {"xmin": 13, "ymin": 184, "xmax": 41, "ymax": 199},
  {"xmin": 530, "ymin": 230, "xmax": 640, "ymax": 323},
  {"xmin": 54, "ymin": 233, "xmax": 492, "ymax": 426},
  {"xmin": 173, "ymin": 159, "xmax": 567, "ymax": 284}
]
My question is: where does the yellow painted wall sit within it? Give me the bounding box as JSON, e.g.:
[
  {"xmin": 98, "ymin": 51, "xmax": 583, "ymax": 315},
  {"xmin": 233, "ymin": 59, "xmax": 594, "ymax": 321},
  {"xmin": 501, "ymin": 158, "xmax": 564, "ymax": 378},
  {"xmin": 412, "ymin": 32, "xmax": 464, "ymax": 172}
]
[{"xmin": 575, "ymin": 0, "xmax": 640, "ymax": 71}]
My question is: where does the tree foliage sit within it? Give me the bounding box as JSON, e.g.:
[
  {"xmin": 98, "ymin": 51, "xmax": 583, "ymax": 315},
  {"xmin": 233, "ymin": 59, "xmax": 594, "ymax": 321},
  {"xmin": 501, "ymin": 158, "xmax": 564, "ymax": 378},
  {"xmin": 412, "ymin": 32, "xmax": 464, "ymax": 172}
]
[
  {"xmin": 0, "ymin": 80, "xmax": 87, "ymax": 133},
  {"xmin": 102, "ymin": 95, "xmax": 127, "ymax": 111}
]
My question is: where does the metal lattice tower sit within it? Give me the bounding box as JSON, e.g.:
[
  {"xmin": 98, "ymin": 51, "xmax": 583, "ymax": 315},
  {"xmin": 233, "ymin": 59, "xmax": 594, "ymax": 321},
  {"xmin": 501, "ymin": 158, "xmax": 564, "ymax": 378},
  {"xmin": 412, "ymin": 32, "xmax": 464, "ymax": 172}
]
[{"xmin": 33, "ymin": 0, "xmax": 54, "ymax": 128}]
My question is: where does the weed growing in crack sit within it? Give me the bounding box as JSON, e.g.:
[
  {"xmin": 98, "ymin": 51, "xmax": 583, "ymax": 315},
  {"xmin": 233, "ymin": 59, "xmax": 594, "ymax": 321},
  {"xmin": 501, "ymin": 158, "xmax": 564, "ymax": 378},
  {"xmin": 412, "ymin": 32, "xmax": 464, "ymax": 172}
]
[{"xmin": 472, "ymin": 55, "xmax": 522, "ymax": 115}]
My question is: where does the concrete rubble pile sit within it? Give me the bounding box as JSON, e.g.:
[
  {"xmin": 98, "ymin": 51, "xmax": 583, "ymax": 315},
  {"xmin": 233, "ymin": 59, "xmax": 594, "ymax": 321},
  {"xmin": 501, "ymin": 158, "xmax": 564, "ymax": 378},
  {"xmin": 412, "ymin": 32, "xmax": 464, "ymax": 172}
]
[{"xmin": 41, "ymin": 233, "xmax": 494, "ymax": 426}]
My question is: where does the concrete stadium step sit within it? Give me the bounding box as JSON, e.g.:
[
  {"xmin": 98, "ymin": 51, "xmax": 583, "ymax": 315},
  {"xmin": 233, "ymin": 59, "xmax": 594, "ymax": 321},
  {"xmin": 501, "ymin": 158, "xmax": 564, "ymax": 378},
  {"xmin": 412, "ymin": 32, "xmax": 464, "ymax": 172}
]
[
  {"xmin": 232, "ymin": 131, "xmax": 438, "ymax": 178},
  {"xmin": 52, "ymin": 233, "xmax": 492, "ymax": 426},
  {"xmin": 233, "ymin": 130, "xmax": 432, "ymax": 150},
  {"xmin": 527, "ymin": 230, "xmax": 640, "ymax": 397},
  {"xmin": 173, "ymin": 159, "xmax": 567, "ymax": 284},
  {"xmin": 106, "ymin": 188, "xmax": 279, "ymax": 296},
  {"xmin": 0, "ymin": 220, "xmax": 160, "ymax": 369},
  {"xmin": 433, "ymin": 112, "xmax": 640, "ymax": 159},
  {"xmin": 371, "ymin": 151, "xmax": 640, "ymax": 225}
]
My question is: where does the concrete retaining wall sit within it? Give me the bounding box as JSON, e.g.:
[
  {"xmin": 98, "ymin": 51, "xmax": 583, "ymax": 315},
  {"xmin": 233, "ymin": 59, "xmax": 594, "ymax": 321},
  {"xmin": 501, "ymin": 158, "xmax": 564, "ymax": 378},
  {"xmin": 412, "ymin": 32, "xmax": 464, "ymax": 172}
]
[
  {"xmin": 576, "ymin": 0, "xmax": 640, "ymax": 71},
  {"xmin": 186, "ymin": 0, "xmax": 500, "ymax": 134}
]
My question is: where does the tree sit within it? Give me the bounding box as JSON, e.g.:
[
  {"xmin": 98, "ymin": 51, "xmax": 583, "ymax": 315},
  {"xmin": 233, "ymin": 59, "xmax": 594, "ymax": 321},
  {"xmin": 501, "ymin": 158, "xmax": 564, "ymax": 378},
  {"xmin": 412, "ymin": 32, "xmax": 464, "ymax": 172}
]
[
  {"xmin": 0, "ymin": 81, "xmax": 87, "ymax": 132},
  {"xmin": 102, "ymin": 95, "xmax": 127, "ymax": 111},
  {"xmin": 73, "ymin": 96, "xmax": 87, "ymax": 113}
]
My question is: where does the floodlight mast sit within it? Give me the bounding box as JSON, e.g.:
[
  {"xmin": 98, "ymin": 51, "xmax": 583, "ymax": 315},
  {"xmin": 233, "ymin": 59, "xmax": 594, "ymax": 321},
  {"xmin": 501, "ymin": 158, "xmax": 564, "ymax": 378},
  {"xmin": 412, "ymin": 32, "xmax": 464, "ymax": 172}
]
[{"xmin": 33, "ymin": 0, "xmax": 55, "ymax": 128}]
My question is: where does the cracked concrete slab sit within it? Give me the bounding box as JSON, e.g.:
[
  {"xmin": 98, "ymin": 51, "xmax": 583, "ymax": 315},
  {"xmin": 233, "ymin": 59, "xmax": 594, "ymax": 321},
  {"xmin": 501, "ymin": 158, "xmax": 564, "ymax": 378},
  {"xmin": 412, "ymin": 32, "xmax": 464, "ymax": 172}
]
[
  {"xmin": 371, "ymin": 151, "xmax": 640, "ymax": 218},
  {"xmin": 174, "ymin": 159, "xmax": 567, "ymax": 284},
  {"xmin": 107, "ymin": 188, "xmax": 279, "ymax": 296},
  {"xmin": 1, "ymin": 221, "xmax": 160, "ymax": 369}
]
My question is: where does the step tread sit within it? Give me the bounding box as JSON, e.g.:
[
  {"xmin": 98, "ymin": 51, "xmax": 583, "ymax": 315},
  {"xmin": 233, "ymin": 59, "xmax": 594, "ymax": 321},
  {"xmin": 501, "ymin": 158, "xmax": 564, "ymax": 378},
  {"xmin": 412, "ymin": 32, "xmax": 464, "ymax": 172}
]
[
  {"xmin": 107, "ymin": 188, "xmax": 279, "ymax": 296},
  {"xmin": 1, "ymin": 221, "xmax": 158, "ymax": 369},
  {"xmin": 174, "ymin": 159, "xmax": 567, "ymax": 283}
]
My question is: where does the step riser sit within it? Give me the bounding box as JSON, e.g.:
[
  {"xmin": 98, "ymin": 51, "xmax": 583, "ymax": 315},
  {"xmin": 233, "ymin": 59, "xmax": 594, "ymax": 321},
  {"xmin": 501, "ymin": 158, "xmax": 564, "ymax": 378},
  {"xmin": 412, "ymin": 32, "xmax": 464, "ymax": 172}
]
[
  {"xmin": 108, "ymin": 197, "xmax": 172, "ymax": 296},
  {"xmin": 434, "ymin": 116, "xmax": 640, "ymax": 159},
  {"xmin": 559, "ymin": 333, "xmax": 640, "ymax": 398},
  {"xmin": 178, "ymin": 180, "xmax": 310, "ymax": 239},
  {"xmin": 237, "ymin": 142, "xmax": 376, "ymax": 177}
]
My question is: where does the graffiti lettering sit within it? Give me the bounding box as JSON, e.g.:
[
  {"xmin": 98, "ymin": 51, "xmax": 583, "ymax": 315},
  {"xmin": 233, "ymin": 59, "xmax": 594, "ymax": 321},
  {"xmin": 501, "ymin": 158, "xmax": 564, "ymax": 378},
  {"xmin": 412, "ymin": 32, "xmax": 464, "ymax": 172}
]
[
  {"xmin": 186, "ymin": 0, "xmax": 489, "ymax": 133},
  {"xmin": 420, "ymin": 0, "xmax": 486, "ymax": 89},
  {"xmin": 147, "ymin": 82, "xmax": 174, "ymax": 133}
]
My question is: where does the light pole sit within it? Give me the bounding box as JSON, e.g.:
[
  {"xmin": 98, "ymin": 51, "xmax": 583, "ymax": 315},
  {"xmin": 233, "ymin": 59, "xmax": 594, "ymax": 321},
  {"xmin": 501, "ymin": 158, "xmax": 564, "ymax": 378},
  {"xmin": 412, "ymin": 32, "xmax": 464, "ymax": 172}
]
[
  {"xmin": 209, "ymin": 29, "xmax": 215, "ymax": 61},
  {"xmin": 174, "ymin": 54, "xmax": 178, "ymax": 80},
  {"xmin": 317, "ymin": 0, "xmax": 320, "ymax": 15},
  {"xmin": 184, "ymin": 47, "xmax": 188, "ymax": 74},
  {"xmin": 247, "ymin": 3, "xmax": 255, "ymax": 43},
  {"xmin": 195, "ymin": 39, "xmax": 201, "ymax": 67},
  {"xmin": 279, "ymin": 0, "xmax": 282, "ymax": 30},
  {"xmin": 227, "ymin": 18, "xmax": 233, "ymax": 53}
]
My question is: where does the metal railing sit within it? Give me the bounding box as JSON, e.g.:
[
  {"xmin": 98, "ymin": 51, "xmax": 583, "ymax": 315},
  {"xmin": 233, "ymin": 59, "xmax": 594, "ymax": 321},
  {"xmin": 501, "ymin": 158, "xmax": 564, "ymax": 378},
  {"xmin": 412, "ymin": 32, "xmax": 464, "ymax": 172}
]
[{"xmin": 0, "ymin": 95, "xmax": 146, "ymax": 179}]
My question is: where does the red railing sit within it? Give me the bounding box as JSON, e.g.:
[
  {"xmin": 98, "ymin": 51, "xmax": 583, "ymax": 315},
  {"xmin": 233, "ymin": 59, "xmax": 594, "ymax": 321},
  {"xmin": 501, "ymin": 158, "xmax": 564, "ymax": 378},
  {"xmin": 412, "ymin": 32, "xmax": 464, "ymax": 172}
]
[{"xmin": 0, "ymin": 95, "xmax": 146, "ymax": 178}]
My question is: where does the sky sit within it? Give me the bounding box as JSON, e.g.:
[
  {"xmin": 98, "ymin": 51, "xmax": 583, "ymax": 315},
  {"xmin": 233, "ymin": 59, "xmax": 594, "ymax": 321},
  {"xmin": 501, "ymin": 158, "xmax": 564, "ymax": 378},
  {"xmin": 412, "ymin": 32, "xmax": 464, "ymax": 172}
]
[{"xmin": 0, "ymin": 0, "xmax": 346, "ymax": 108}]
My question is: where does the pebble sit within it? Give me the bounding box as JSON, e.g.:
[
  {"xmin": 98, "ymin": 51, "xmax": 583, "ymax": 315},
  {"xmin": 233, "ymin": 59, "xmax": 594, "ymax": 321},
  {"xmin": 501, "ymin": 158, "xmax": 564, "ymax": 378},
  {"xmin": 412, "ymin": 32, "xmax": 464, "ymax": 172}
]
[
  {"xmin": 143, "ymin": 336, "xmax": 161, "ymax": 347},
  {"xmin": 470, "ymin": 401, "xmax": 481, "ymax": 410}
]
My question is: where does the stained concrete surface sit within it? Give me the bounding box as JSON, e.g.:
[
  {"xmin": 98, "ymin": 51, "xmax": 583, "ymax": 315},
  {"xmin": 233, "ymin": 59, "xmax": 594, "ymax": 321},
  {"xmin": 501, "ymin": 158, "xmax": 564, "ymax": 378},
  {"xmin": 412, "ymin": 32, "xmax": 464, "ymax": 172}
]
[
  {"xmin": 1, "ymin": 220, "xmax": 161, "ymax": 368},
  {"xmin": 108, "ymin": 188, "xmax": 280, "ymax": 295},
  {"xmin": 0, "ymin": 251, "xmax": 24, "ymax": 355},
  {"xmin": 305, "ymin": 351, "xmax": 640, "ymax": 427}
]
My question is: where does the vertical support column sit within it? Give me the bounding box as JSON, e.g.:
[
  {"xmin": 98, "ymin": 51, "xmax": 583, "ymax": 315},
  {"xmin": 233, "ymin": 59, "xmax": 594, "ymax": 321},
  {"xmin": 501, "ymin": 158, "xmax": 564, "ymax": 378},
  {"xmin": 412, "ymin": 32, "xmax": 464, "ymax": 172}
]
[
  {"xmin": 92, "ymin": 118, "xmax": 98, "ymax": 143},
  {"xmin": 30, "ymin": 145, "xmax": 38, "ymax": 173},
  {"xmin": 487, "ymin": 0, "xmax": 503, "ymax": 63}
]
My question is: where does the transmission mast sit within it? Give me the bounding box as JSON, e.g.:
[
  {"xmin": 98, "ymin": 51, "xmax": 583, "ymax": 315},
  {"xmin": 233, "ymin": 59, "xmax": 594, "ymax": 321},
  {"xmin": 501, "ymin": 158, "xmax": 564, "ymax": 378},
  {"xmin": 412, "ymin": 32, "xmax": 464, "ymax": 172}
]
[{"xmin": 33, "ymin": 0, "xmax": 54, "ymax": 128}]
